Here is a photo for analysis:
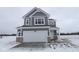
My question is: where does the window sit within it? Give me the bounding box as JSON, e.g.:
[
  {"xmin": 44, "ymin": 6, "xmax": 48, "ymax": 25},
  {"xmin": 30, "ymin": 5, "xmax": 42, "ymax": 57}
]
[
  {"xmin": 26, "ymin": 19, "xmax": 29, "ymax": 25},
  {"xmin": 18, "ymin": 31, "xmax": 21, "ymax": 36},
  {"xmin": 34, "ymin": 17, "xmax": 45, "ymax": 25}
]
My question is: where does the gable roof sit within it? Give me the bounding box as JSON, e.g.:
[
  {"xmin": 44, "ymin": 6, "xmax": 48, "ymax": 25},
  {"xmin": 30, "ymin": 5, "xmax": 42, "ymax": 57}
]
[
  {"xmin": 32, "ymin": 11, "xmax": 47, "ymax": 17},
  {"xmin": 23, "ymin": 7, "xmax": 50, "ymax": 19}
]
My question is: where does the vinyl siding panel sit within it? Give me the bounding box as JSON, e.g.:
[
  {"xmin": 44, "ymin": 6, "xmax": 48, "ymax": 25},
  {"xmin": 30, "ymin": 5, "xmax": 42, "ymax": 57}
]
[{"xmin": 33, "ymin": 12, "xmax": 47, "ymax": 16}]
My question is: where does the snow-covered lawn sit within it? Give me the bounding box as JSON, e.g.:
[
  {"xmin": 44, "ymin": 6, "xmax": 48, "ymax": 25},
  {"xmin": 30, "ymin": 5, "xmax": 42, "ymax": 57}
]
[
  {"xmin": 60, "ymin": 35, "xmax": 79, "ymax": 46},
  {"xmin": 0, "ymin": 36, "xmax": 20, "ymax": 51},
  {"xmin": 0, "ymin": 35, "xmax": 79, "ymax": 52}
]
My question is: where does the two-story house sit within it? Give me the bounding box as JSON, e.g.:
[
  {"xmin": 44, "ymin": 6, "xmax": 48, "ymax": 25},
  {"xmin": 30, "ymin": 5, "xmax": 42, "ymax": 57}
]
[{"xmin": 16, "ymin": 7, "xmax": 60, "ymax": 43}]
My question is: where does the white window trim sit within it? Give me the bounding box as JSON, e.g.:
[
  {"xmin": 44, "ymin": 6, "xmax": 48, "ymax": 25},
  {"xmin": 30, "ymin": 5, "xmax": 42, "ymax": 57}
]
[{"xmin": 34, "ymin": 17, "xmax": 45, "ymax": 25}]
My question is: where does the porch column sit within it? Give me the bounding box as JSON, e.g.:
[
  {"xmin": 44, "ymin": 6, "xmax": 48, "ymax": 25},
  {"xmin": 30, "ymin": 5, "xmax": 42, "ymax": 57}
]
[{"xmin": 58, "ymin": 29, "xmax": 60, "ymax": 40}]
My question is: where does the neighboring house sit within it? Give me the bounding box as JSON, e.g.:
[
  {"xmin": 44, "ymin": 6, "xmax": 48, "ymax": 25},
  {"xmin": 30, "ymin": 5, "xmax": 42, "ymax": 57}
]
[{"xmin": 16, "ymin": 7, "xmax": 60, "ymax": 43}]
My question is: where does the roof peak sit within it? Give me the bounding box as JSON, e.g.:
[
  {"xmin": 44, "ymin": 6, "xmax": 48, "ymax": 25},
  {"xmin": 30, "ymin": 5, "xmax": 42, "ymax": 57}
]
[{"xmin": 23, "ymin": 7, "xmax": 50, "ymax": 19}]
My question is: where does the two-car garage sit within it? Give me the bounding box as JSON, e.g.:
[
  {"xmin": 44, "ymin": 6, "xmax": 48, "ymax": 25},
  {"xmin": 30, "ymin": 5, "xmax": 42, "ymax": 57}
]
[{"xmin": 23, "ymin": 30, "xmax": 48, "ymax": 43}]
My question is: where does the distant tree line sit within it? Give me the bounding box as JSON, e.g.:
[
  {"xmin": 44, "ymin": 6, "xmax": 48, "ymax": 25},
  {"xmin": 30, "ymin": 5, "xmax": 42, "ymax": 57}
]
[
  {"xmin": 0, "ymin": 34, "xmax": 16, "ymax": 36},
  {"xmin": 60, "ymin": 32, "xmax": 79, "ymax": 35},
  {"xmin": 0, "ymin": 32, "xmax": 79, "ymax": 36}
]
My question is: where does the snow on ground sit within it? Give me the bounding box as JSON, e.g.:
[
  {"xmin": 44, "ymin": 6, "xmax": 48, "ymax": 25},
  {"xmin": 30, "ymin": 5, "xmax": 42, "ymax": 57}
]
[
  {"xmin": 8, "ymin": 45, "xmax": 79, "ymax": 52},
  {"xmin": 60, "ymin": 35, "xmax": 79, "ymax": 46},
  {"xmin": 0, "ymin": 36, "xmax": 18, "ymax": 51},
  {"xmin": 0, "ymin": 35, "xmax": 79, "ymax": 52}
]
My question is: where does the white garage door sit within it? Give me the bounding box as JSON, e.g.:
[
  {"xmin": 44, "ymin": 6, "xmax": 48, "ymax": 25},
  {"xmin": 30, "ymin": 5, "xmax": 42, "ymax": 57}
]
[{"xmin": 23, "ymin": 31, "xmax": 48, "ymax": 42}]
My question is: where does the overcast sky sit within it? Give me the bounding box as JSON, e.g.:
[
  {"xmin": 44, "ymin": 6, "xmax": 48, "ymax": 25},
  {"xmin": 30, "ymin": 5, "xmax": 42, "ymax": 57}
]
[{"xmin": 0, "ymin": 7, "xmax": 79, "ymax": 34}]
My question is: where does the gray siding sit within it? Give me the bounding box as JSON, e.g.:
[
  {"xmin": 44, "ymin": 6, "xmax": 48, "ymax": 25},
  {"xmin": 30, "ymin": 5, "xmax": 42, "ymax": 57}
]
[
  {"xmin": 25, "ymin": 9, "xmax": 37, "ymax": 17},
  {"xmin": 45, "ymin": 17, "xmax": 48, "ymax": 25},
  {"xmin": 24, "ymin": 12, "xmax": 49, "ymax": 26},
  {"xmin": 24, "ymin": 17, "xmax": 26, "ymax": 25},
  {"xmin": 33, "ymin": 12, "xmax": 47, "ymax": 16},
  {"xmin": 23, "ymin": 9, "xmax": 56, "ymax": 27},
  {"xmin": 29, "ymin": 18, "xmax": 31, "ymax": 26},
  {"xmin": 32, "ymin": 17, "xmax": 34, "ymax": 26}
]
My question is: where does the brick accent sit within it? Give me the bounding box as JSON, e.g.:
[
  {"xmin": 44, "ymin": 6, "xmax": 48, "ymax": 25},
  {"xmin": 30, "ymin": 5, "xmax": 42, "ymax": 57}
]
[
  {"xmin": 48, "ymin": 37, "xmax": 52, "ymax": 43},
  {"xmin": 16, "ymin": 36, "xmax": 23, "ymax": 43},
  {"xmin": 48, "ymin": 36, "xmax": 58, "ymax": 43}
]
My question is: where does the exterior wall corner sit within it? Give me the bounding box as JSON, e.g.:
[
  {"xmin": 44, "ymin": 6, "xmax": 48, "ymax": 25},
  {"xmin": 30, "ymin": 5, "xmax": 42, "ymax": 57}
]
[{"xmin": 16, "ymin": 36, "xmax": 23, "ymax": 43}]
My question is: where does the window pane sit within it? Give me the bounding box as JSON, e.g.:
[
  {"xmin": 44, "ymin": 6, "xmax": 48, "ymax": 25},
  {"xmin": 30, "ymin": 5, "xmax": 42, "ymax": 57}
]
[
  {"xmin": 34, "ymin": 18, "xmax": 45, "ymax": 25},
  {"xmin": 26, "ymin": 19, "xmax": 29, "ymax": 25},
  {"xmin": 38, "ymin": 19, "xmax": 41, "ymax": 24}
]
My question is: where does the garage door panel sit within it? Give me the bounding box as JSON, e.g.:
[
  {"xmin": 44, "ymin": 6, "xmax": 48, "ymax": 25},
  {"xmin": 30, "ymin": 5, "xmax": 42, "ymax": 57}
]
[{"xmin": 23, "ymin": 31, "xmax": 48, "ymax": 42}]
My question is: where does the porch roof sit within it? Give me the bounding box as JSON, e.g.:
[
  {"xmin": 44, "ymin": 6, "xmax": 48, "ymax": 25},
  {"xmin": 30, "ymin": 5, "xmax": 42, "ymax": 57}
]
[{"xmin": 17, "ymin": 25, "xmax": 59, "ymax": 30}]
